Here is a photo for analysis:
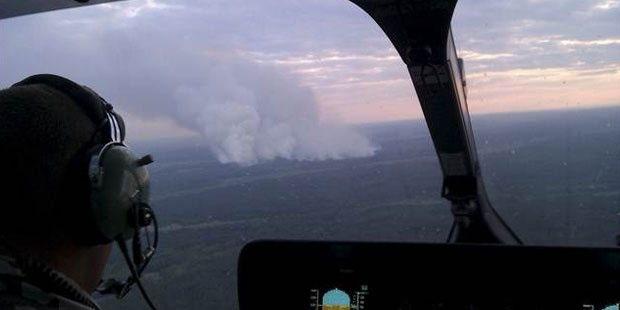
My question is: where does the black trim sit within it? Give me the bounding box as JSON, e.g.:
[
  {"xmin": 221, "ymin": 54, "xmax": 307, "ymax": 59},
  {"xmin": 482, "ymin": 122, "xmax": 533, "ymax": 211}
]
[
  {"xmin": 0, "ymin": 0, "xmax": 126, "ymax": 20},
  {"xmin": 350, "ymin": 0, "xmax": 521, "ymax": 244}
]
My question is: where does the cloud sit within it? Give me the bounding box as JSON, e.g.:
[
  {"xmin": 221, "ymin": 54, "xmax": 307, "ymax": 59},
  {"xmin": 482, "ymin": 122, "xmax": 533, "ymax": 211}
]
[
  {"xmin": 467, "ymin": 65, "xmax": 620, "ymax": 81},
  {"xmin": 260, "ymin": 52, "xmax": 400, "ymax": 66},
  {"xmin": 100, "ymin": 0, "xmax": 183, "ymax": 18},
  {"xmin": 1, "ymin": 0, "xmax": 618, "ymax": 129},
  {"xmin": 594, "ymin": 0, "xmax": 620, "ymax": 10},
  {"xmin": 559, "ymin": 38, "xmax": 620, "ymax": 46},
  {"xmin": 463, "ymin": 64, "xmax": 620, "ymax": 114},
  {"xmin": 460, "ymin": 50, "xmax": 516, "ymax": 61}
]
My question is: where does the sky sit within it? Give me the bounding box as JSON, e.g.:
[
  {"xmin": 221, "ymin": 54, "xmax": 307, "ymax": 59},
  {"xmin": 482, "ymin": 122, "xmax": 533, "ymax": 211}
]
[{"xmin": 1, "ymin": 0, "xmax": 619, "ymax": 142}]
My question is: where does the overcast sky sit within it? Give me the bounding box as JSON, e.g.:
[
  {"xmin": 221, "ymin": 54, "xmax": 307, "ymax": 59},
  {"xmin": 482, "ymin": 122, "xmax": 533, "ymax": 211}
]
[{"xmin": 1, "ymin": 0, "xmax": 618, "ymax": 141}]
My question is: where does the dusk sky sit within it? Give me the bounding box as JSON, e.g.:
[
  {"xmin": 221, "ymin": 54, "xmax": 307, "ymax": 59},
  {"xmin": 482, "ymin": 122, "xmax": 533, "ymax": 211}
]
[{"xmin": 2, "ymin": 0, "xmax": 618, "ymax": 140}]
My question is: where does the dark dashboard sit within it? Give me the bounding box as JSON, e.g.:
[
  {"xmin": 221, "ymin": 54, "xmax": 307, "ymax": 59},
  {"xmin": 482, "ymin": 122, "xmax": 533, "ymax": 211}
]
[{"xmin": 238, "ymin": 241, "xmax": 620, "ymax": 310}]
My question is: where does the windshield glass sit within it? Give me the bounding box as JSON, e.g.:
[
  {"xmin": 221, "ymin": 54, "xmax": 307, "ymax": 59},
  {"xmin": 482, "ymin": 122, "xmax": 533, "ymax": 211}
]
[
  {"xmin": 453, "ymin": 0, "xmax": 620, "ymax": 247},
  {"xmin": 1, "ymin": 0, "xmax": 618, "ymax": 309}
]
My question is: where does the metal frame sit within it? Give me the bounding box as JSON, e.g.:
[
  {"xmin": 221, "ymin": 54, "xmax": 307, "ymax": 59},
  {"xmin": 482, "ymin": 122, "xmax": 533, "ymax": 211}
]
[
  {"xmin": 0, "ymin": 0, "xmax": 125, "ymax": 20},
  {"xmin": 350, "ymin": 0, "xmax": 522, "ymax": 244}
]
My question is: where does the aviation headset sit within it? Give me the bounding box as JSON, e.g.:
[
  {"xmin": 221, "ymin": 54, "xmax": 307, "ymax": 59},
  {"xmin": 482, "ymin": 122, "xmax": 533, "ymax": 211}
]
[{"xmin": 10, "ymin": 74, "xmax": 158, "ymax": 308}]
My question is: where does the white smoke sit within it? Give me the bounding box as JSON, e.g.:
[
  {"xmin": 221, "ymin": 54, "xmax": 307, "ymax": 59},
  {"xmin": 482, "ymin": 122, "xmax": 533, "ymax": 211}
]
[
  {"xmin": 172, "ymin": 59, "xmax": 377, "ymax": 165},
  {"xmin": 0, "ymin": 2, "xmax": 378, "ymax": 165}
]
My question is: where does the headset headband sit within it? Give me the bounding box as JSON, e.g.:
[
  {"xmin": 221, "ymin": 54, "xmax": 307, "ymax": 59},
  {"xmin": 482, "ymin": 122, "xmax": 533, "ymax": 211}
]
[{"xmin": 12, "ymin": 74, "xmax": 125, "ymax": 143}]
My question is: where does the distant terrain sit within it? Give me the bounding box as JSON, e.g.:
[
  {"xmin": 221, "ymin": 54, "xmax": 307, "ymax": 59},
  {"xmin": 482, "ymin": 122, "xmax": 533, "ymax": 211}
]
[{"xmin": 100, "ymin": 107, "xmax": 620, "ymax": 309}]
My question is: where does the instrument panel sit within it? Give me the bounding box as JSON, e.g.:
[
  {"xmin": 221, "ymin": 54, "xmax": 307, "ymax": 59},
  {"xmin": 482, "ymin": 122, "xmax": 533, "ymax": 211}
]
[{"xmin": 238, "ymin": 241, "xmax": 620, "ymax": 310}]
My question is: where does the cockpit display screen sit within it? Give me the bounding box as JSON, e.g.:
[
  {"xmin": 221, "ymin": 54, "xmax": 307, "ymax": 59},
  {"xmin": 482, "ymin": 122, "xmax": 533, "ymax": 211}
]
[{"xmin": 238, "ymin": 241, "xmax": 620, "ymax": 310}]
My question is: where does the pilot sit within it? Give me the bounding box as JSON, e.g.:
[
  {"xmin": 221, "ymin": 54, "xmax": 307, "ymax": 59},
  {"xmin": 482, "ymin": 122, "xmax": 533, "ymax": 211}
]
[{"xmin": 0, "ymin": 74, "xmax": 156, "ymax": 310}]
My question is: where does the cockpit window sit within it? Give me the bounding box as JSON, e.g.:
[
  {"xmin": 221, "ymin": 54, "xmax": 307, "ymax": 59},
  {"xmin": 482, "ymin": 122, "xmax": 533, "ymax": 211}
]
[
  {"xmin": 453, "ymin": 0, "xmax": 620, "ymax": 246},
  {"xmin": 1, "ymin": 0, "xmax": 618, "ymax": 308}
]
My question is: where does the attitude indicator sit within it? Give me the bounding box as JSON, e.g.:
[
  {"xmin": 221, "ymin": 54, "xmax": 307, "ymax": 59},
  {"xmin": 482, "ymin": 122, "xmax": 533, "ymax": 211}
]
[{"xmin": 309, "ymin": 285, "xmax": 368, "ymax": 310}]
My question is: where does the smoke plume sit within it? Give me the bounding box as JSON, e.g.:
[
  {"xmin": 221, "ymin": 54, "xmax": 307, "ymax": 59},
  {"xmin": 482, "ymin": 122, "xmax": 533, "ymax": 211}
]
[
  {"xmin": 173, "ymin": 59, "xmax": 377, "ymax": 164},
  {"xmin": 1, "ymin": 2, "xmax": 378, "ymax": 165}
]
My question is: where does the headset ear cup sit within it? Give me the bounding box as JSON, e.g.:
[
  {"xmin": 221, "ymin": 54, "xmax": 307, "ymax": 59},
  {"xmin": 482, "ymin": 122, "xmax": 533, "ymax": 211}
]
[
  {"xmin": 58, "ymin": 142, "xmax": 150, "ymax": 246},
  {"xmin": 57, "ymin": 143, "xmax": 143, "ymax": 245},
  {"xmin": 89, "ymin": 143, "xmax": 148, "ymax": 243}
]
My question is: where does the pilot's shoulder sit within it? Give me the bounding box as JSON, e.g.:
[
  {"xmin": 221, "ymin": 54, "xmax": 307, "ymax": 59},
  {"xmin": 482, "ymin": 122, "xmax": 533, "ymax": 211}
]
[{"xmin": 0, "ymin": 258, "xmax": 96, "ymax": 310}]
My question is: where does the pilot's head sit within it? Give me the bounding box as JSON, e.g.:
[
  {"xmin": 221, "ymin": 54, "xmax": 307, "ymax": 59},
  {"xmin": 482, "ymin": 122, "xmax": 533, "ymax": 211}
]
[
  {"xmin": 0, "ymin": 74, "xmax": 157, "ymax": 310},
  {"xmin": 0, "ymin": 77, "xmax": 115, "ymax": 292}
]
